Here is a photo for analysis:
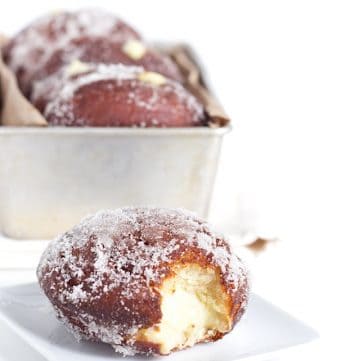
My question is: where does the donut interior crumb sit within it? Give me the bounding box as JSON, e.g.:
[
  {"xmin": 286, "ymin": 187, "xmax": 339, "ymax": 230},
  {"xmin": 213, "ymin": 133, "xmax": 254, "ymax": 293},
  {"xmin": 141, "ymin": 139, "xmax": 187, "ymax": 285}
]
[{"xmin": 136, "ymin": 263, "xmax": 230, "ymax": 355}]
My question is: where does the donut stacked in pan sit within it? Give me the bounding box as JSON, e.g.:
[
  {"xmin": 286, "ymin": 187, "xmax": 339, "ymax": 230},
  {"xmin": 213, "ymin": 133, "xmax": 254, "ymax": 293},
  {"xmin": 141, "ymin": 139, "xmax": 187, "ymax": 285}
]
[{"xmin": 3, "ymin": 9, "xmax": 206, "ymax": 127}]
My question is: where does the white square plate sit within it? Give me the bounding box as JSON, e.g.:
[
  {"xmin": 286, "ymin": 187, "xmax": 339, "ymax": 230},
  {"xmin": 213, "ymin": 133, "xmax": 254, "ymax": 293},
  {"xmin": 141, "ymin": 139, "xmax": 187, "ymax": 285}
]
[{"xmin": 0, "ymin": 283, "xmax": 318, "ymax": 361}]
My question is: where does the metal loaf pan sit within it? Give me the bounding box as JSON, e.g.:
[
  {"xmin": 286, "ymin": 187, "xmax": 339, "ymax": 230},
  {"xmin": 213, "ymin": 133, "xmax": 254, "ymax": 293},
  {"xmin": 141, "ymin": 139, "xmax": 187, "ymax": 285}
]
[{"xmin": 0, "ymin": 126, "xmax": 229, "ymax": 239}]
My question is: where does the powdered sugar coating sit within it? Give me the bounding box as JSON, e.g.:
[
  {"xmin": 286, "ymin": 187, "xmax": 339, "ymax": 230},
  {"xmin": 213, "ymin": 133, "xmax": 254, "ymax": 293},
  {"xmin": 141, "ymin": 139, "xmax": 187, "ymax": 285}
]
[
  {"xmin": 32, "ymin": 63, "xmax": 205, "ymax": 127},
  {"xmin": 38, "ymin": 207, "xmax": 247, "ymax": 296},
  {"xmin": 39, "ymin": 63, "xmax": 142, "ymax": 102},
  {"xmin": 30, "ymin": 36, "xmax": 183, "ymax": 85},
  {"xmin": 37, "ymin": 207, "xmax": 248, "ymax": 355},
  {"xmin": 3, "ymin": 8, "xmax": 140, "ymax": 94}
]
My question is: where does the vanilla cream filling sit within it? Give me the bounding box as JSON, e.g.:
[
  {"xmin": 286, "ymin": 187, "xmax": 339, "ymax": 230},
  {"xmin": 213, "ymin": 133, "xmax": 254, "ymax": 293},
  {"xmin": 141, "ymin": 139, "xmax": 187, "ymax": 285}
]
[
  {"xmin": 66, "ymin": 59, "xmax": 91, "ymax": 76},
  {"xmin": 136, "ymin": 264, "xmax": 231, "ymax": 354},
  {"xmin": 122, "ymin": 39, "xmax": 146, "ymax": 60}
]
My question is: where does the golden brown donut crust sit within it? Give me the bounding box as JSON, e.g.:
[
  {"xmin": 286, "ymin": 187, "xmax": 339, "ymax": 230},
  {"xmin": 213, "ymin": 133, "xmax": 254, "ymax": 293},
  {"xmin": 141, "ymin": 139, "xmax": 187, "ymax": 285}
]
[{"xmin": 37, "ymin": 208, "xmax": 249, "ymax": 356}]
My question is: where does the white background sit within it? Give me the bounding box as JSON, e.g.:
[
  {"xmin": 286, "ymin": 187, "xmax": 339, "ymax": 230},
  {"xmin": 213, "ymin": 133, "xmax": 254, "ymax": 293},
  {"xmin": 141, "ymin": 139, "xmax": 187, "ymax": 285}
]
[{"xmin": 1, "ymin": 0, "xmax": 360, "ymax": 359}]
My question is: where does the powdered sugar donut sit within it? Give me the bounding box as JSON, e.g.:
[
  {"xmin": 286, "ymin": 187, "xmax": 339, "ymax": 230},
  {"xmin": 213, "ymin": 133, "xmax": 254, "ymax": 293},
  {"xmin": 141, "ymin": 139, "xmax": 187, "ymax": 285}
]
[
  {"xmin": 37, "ymin": 207, "xmax": 249, "ymax": 356},
  {"xmin": 31, "ymin": 37, "xmax": 183, "ymax": 85},
  {"xmin": 32, "ymin": 62, "xmax": 206, "ymax": 127},
  {"xmin": 3, "ymin": 9, "xmax": 140, "ymax": 96}
]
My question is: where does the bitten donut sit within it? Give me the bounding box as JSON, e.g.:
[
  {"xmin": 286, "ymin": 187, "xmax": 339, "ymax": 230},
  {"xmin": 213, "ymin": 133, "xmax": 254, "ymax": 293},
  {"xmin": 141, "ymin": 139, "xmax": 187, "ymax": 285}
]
[
  {"xmin": 31, "ymin": 37, "xmax": 183, "ymax": 84},
  {"xmin": 37, "ymin": 207, "xmax": 249, "ymax": 356},
  {"xmin": 31, "ymin": 62, "xmax": 206, "ymax": 127},
  {"xmin": 3, "ymin": 9, "xmax": 140, "ymax": 95}
]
